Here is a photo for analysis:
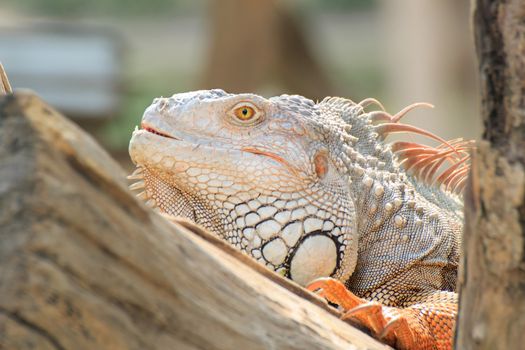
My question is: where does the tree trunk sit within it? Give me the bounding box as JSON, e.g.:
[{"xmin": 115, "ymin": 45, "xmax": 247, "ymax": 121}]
[
  {"xmin": 0, "ymin": 91, "xmax": 389, "ymax": 349},
  {"xmin": 456, "ymin": 1, "xmax": 525, "ymax": 349},
  {"xmin": 200, "ymin": 0, "xmax": 334, "ymax": 100}
]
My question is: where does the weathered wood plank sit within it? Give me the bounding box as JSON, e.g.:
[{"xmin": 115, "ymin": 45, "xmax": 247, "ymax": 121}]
[{"xmin": 0, "ymin": 92, "xmax": 389, "ymax": 350}]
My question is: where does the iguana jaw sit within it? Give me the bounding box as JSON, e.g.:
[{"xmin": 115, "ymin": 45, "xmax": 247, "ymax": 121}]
[
  {"xmin": 129, "ymin": 127, "xmax": 309, "ymax": 196},
  {"xmin": 136, "ymin": 123, "xmax": 300, "ymax": 178}
]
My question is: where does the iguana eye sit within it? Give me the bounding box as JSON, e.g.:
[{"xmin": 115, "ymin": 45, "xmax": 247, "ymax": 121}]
[{"xmin": 231, "ymin": 103, "xmax": 260, "ymax": 122}]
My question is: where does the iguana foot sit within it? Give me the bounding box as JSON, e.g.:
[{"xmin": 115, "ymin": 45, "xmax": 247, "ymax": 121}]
[{"xmin": 307, "ymin": 278, "xmax": 455, "ymax": 350}]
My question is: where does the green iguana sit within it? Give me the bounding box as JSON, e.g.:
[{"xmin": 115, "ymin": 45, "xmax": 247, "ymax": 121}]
[{"xmin": 128, "ymin": 89, "xmax": 472, "ymax": 350}]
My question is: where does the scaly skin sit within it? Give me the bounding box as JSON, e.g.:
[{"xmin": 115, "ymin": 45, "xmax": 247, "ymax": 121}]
[{"xmin": 129, "ymin": 89, "xmax": 467, "ymax": 350}]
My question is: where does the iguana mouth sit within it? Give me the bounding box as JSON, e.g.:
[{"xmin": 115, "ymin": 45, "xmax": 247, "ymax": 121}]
[{"xmin": 141, "ymin": 122, "xmax": 179, "ymax": 140}]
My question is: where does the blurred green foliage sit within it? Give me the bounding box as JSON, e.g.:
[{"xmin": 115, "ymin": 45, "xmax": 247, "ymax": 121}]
[
  {"xmin": 4, "ymin": 0, "xmax": 204, "ymax": 17},
  {"xmin": 5, "ymin": 0, "xmax": 376, "ymax": 17},
  {"xmin": 304, "ymin": 0, "xmax": 377, "ymax": 11}
]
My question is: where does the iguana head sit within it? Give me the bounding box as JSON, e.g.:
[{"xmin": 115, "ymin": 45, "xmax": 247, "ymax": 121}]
[{"xmin": 129, "ymin": 89, "xmax": 358, "ymax": 286}]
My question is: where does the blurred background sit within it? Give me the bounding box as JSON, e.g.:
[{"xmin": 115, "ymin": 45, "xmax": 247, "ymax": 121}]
[{"xmin": 0, "ymin": 0, "xmax": 480, "ymax": 170}]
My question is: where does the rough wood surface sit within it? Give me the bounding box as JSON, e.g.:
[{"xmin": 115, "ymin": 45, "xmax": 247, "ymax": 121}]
[
  {"xmin": 456, "ymin": 1, "xmax": 525, "ymax": 349},
  {"xmin": 0, "ymin": 92, "xmax": 389, "ymax": 349}
]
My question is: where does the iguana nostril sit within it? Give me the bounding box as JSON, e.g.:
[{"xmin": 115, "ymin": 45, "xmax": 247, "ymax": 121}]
[{"xmin": 156, "ymin": 98, "xmax": 168, "ymax": 112}]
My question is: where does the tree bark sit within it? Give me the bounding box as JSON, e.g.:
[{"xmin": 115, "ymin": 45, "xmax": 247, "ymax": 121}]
[
  {"xmin": 0, "ymin": 92, "xmax": 389, "ymax": 349},
  {"xmin": 456, "ymin": 1, "xmax": 525, "ymax": 349}
]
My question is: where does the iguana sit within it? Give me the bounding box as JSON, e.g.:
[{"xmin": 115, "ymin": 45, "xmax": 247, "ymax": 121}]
[{"xmin": 128, "ymin": 89, "xmax": 472, "ymax": 350}]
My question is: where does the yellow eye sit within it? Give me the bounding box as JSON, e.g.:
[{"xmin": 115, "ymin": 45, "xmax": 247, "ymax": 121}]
[{"xmin": 233, "ymin": 105, "xmax": 256, "ymax": 121}]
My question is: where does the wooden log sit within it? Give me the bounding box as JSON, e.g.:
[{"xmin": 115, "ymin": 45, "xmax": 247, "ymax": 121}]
[{"xmin": 0, "ymin": 92, "xmax": 389, "ymax": 349}]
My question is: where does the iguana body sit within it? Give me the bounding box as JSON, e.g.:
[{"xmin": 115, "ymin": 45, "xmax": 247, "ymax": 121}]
[{"xmin": 129, "ymin": 90, "xmax": 470, "ymax": 350}]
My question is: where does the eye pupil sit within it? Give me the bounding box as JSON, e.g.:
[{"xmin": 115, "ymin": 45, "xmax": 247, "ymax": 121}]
[{"xmin": 233, "ymin": 105, "xmax": 258, "ymax": 122}]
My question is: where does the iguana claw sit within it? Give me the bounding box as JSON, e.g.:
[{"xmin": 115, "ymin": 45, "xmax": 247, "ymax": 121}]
[
  {"xmin": 342, "ymin": 303, "xmax": 387, "ymax": 337},
  {"xmin": 307, "ymin": 277, "xmax": 455, "ymax": 350}
]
